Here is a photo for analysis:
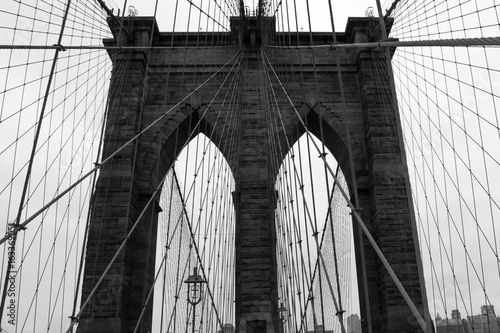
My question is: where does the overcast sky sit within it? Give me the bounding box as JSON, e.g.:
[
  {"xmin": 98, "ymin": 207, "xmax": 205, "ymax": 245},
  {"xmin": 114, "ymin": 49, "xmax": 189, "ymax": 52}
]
[{"xmin": 1, "ymin": 0, "xmax": 500, "ymax": 332}]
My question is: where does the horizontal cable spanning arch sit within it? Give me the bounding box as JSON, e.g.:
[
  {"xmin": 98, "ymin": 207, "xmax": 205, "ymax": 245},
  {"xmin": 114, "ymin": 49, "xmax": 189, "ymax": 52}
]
[
  {"xmin": 264, "ymin": 36, "xmax": 500, "ymax": 49},
  {"xmin": 2, "ymin": 36, "xmax": 500, "ymax": 52},
  {"xmin": 0, "ymin": 44, "xmax": 247, "ymax": 50}
]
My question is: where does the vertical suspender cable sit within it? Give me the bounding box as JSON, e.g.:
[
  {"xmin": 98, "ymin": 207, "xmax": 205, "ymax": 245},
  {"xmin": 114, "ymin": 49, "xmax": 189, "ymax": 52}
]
[
  {"xmin": 263, "ymin": 49, "xmax": 429, "ymax": 332},
  {"xmin": 375, "ymin": 1, "xmax": 431, "ymax": 330},
  {"xmin": 0, "ymin": 0, "xmax": 74, "ymax": 328},
  {"xmin": 69, "ymin": 6, "xmax": 131, "ymax": 328}
]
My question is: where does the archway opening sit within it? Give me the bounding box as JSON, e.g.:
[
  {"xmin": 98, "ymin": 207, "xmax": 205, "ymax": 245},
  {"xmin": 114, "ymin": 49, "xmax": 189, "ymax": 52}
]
[
  {"xmin": 152, "ymin": 132, "xmax": 236, "ymax": 333},
  {"xmin": 274, "ymin": 133, "xmax": 360, "ymax": 332}
]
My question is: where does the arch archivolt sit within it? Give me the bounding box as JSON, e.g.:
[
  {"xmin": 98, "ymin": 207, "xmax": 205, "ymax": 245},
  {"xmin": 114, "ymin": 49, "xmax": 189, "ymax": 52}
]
[
  {"xmin": 277, "ymin": 101, "xmax": 368, "ymax": 199},
  {"xmin": 136, "ymin": 101, "xmax": 235, "ymax": 195},
  {"xmin": 135, "ymin": 96, "xmax": 368, "ymax": 203}
]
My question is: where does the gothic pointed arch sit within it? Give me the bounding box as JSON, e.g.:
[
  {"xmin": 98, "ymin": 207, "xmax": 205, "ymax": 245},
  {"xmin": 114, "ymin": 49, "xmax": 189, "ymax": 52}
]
[
  {"xmin": 278, "ymin": 102, "xmax": 367, "ymax": 201},
  {"xmin": 136, "ymin": 103, "xmax": 236, "ymax": 196}
]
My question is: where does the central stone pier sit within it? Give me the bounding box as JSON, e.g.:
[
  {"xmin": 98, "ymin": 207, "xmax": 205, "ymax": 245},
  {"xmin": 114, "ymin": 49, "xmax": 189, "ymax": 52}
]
[{"xmin": 76, "ymin": 12, "xmax": 430, "ymax": 333}]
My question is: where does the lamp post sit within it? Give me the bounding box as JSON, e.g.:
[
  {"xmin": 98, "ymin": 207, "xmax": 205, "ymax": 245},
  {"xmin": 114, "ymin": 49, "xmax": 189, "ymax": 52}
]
[
  {"xmin": 277, "ymin": 302, "xmax": 288, "ymax": 333},
  {"xmin": 185, "ymin": 267, "xmax": 206, "ymax": 333}
]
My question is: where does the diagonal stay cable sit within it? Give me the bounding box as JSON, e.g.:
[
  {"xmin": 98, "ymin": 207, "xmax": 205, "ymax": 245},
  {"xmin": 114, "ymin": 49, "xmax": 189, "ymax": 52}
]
[
  {"xmin": 64, "ymin": 143, "xmax": 225, "ymax": 332},
  {"xmin": 0, "ymin": 45, "xmax": 240, "ymax": 50},
  {"xmin": 174, "ymin": 48, "xmax": 243, "ymax": 207},
  {"xmin": 262, "ymin": 36, "xmax": 500, "ymax": 49},
  {"xmin": 62, "ymin": 163, "xmax": 173, "ymax": 333},
  {"xmin": 172, "ymin": 168, "xmax": 224, "ymax": 331},
  {"xmin": 262, "ymin": 49, "xmax": 428, "ymax": 332},
  {"xmin": 132, "ymin": 184, "xmax": 201, "ymax": 333},
  {"xmin": 261, "ymin": 50, "xmax": 346, "ymax": 333},
  {"xmin": 0, "ymin": 49, "xmax": 242, "ymax": 247},
  {"xmin": 185, "ymin": 0, "xmax": 234, "ymax": 35},
  {"xmin": 66, "ymin": 45, "xmax": 241, "ymax": 333},
  {"xmin": 0, "ymin": 0, "xmax": 75, "ymax": 329}
]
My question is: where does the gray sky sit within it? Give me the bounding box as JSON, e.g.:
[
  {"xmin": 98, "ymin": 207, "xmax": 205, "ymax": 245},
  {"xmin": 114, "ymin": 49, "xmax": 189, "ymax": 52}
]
[{"xmin": 1, "ymin": 0, "xmax": 500, "ymax": 332}]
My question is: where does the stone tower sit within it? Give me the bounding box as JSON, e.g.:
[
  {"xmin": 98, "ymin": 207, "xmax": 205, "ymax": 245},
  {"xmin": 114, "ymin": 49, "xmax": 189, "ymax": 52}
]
[{"xmin": 77, "ymin": 14, "xmax": 430, "ymax": 333}]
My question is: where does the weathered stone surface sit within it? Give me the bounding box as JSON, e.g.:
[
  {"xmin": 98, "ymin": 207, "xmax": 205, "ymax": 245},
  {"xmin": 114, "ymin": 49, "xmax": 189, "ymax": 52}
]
[{"xmin": 78, "ymin": 15, "xmax": 430, "ymax": 333}]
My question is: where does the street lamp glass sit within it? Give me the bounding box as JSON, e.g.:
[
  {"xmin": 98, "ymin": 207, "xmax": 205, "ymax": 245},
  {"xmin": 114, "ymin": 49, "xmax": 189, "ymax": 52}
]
[{"xmin": 185, "ymin": 267, "xmax": 206, "ymax": 305}]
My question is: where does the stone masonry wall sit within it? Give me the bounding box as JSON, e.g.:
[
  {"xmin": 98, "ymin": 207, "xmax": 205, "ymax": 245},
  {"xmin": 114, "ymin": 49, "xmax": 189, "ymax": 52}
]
[{"xmin": 78, "ymin": 16, "xmax": 429, "ymax": 333}]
